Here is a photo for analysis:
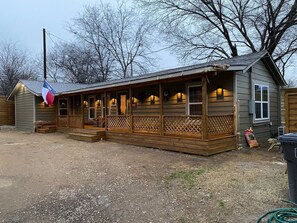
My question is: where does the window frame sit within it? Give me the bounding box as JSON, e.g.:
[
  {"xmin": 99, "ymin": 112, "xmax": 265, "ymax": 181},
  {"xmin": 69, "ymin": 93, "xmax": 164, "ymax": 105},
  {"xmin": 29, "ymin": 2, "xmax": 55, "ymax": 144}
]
[
  {"xmin": 253, "ymin": 82, "xmax": 270, "ymax": 123},
  {"xmin": 58, "ymin": 98, "xmax": 68, "ymax": 116},
  {"xmin": 186, "ymin": 83, "xmax": 202, "ymax": 116}
]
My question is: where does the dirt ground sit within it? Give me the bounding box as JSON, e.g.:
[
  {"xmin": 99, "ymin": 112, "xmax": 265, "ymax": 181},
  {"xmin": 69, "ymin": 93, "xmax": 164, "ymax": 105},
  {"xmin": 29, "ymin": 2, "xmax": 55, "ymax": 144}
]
[{"xmin": 0, "ymin": 130, "xmax": 288, "ymax": 223}]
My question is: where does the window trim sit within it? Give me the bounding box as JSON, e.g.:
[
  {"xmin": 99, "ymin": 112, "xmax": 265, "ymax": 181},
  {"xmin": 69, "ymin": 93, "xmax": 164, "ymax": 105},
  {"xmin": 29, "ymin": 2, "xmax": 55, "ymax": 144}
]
[
  {"xmin": 58, "ymin": 98, "xmax": 68, "ymax": 116},
  {"xmin": 186, "ymin": 83, "xmax": 202, "ymax": 115},
  {"xmin": 253, "ymin": 82, "xmax": 270, "ymax": 123}
]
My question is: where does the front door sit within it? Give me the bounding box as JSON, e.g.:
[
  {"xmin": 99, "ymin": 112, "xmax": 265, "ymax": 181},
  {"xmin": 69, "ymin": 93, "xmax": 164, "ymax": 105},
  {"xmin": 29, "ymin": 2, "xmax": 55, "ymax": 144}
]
[{"xmin": 117, "ymin": 92, "xmax": 128, "ymax": 115}]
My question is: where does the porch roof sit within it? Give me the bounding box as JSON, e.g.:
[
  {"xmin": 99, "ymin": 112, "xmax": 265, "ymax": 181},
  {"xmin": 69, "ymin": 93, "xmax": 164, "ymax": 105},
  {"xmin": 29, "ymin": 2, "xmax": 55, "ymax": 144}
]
[
  {"xmin": 62, "ymin": 50, "xmax": 285, "ymax": 95},
  {"xmin": 7, "ymin": 80, "xmax": 87, "ymax": 100}
]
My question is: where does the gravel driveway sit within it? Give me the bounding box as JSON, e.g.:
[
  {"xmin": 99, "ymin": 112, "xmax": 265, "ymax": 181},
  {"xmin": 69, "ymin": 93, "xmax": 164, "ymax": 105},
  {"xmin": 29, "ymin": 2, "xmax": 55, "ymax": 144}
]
[{"xmin": 0, "ymin": 131, "xmax": 288, "ymax": 222}]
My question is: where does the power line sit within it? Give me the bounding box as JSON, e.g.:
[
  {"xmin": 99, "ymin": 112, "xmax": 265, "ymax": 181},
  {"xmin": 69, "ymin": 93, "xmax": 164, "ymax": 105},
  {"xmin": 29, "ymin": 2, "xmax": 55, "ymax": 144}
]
[{"xmin": 143, "ymin": 45, "xmax": 174, "ymax": 55}]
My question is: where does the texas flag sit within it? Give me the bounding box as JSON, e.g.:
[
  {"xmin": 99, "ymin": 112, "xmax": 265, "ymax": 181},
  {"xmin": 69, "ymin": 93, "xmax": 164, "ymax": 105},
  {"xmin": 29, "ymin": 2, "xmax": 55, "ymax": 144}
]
[{"xmin": 42, "ymin": 80, "xmax": 56, "ymax": 105}]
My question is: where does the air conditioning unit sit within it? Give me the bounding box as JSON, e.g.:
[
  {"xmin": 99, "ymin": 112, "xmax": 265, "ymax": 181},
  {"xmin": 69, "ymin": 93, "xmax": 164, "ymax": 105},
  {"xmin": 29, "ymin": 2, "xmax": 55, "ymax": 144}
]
[{"xmin": 278, "ymin": 126, "xmax": 285, "ymax": 136}]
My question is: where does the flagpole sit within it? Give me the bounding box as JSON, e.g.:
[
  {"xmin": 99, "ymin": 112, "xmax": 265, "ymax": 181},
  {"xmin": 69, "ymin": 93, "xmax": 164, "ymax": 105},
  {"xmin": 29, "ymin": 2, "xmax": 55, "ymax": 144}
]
[{"xmin": 43, "ymin": 28, "xmax": 47, "ymax": 80}]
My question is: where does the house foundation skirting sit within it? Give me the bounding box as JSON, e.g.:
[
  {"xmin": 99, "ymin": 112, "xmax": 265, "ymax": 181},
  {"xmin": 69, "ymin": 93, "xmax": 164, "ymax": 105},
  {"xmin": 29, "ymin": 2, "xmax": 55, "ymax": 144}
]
[{"xmin": 105, "ymin": 131, "xmax": 236, "ymax": 156}]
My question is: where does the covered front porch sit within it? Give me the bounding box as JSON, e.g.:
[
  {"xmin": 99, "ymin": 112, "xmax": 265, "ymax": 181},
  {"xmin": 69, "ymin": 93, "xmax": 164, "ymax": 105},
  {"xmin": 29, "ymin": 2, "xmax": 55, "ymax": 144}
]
[{"xmin": 56, "ymin": 72, "xmax": 237, "ymax": 155}]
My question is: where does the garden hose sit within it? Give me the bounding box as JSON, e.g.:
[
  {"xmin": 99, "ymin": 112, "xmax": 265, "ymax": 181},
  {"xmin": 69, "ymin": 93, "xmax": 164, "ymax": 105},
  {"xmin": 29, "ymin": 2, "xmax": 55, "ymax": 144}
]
[{"xmin": 257, "ymin": 200, "xmax": 297, "ymax": 223}]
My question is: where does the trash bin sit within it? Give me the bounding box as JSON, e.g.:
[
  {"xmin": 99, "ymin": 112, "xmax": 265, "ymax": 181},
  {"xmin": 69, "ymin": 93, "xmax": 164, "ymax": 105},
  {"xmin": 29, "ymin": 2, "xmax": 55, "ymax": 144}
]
[{"xmin": 278, "ymin": 133, "xmax": 297, "ymax": 203}]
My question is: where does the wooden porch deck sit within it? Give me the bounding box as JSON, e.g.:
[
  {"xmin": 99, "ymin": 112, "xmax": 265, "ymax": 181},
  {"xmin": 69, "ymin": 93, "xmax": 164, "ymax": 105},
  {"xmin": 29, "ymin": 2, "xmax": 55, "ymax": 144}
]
[{"xmin": 57, "ymin": 113, "xmax": 236, "ymax": 156}]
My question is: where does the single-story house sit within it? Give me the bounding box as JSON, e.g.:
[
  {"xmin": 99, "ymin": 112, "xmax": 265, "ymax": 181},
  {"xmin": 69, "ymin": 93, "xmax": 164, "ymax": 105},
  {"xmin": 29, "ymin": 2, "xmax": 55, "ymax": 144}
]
[{"xmin": 8, "ymin": 51, "xmax": 286, "ymax": 155}]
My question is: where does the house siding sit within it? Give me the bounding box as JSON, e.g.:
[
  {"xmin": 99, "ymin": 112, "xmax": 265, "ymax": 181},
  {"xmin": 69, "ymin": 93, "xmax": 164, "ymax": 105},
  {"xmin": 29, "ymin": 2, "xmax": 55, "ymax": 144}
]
[
  {"xmin": 35, "ymin": 96, "xmax": 56, "ymax": 122},
  {"xmin": 208, "ymin": 72, "xmax": 234, "ymax": 115},
  {"xmin": 237, "ymin": 60, "xmax": 280, "ymax": 145},
  {"xmin": 15, "ymin": 87, "xmax": 34, "ymax": 132}
]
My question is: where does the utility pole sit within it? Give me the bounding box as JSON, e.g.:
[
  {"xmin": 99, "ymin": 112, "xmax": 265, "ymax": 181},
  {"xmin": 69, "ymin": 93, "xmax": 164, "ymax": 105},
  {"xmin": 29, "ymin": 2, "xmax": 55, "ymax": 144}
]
[{"xmin": 43, "ymin": 28, "xmax": 47, "ymax": 80}]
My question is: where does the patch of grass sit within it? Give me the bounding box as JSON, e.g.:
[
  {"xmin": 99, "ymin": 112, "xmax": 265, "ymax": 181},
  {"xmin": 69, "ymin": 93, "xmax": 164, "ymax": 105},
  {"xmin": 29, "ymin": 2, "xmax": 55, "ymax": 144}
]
[
  {"xmin": 164, "ymin": 168, "xmax": 206, "ymax": 189},
  {"xmin": 219, "ymin": 201, "xmax": 225, "ymax": 208}
]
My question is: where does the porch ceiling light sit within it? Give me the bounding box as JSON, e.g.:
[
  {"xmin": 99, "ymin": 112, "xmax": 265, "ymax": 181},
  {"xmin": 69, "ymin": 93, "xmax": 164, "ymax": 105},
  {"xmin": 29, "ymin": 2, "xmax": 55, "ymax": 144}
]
[{"xmin": 216, "ymin": 86, "xmax": 224, "ymax": 98}]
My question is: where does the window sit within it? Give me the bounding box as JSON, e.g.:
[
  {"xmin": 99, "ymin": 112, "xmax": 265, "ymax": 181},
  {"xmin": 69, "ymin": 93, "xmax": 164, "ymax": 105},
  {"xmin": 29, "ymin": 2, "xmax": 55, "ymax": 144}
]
[
  {"xmin": 254, "ymin": 84, "xmax": 269, "ymax": 121},
  {"xmin": 187, "ymin": 84, "xmax": 202, "ymax": 115},
  {"xmin": 88, "ymin": 95, "xmax": 96, "ymax": 119},
  {"xmin": 58, "ymin": 98, "xmax": 68, "ymax": 116}
]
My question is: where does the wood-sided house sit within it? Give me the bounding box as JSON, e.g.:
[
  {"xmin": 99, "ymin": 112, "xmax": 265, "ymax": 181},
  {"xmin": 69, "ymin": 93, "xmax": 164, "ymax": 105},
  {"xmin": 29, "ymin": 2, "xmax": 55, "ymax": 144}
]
[{"xmin": 8, "ymin": 51, "xmax": 286, "ymax": 155}]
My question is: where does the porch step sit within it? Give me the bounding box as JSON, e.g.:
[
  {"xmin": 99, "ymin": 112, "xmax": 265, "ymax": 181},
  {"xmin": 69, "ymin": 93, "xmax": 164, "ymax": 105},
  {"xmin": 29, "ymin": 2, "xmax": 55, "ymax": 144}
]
[
  {"xmin": 68, "ymin": 129, "xmax": 106, "ymax": 142},
  {"xmin": 68, "ymin": 133, "xmax": 101, "ymax": 142},
  {"xmin": 72, "ymin": 128, "xmax": 99, "ymax": 135},
  {"xmin": 38, "ymin": 127, "xmax": 56, "ymax": 133}
]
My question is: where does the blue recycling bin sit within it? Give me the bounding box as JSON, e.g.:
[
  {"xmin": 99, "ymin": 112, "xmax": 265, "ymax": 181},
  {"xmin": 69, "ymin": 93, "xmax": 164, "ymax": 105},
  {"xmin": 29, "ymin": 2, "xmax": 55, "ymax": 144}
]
[{"xmin": 279, "ymin": 133, "xmax": 297, "ymax": 203}]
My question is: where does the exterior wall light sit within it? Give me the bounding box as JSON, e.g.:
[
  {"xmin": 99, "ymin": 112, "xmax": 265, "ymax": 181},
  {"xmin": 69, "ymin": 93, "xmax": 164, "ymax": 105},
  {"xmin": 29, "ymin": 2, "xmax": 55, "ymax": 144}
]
[
  {"xmin": 177, "ymin": 91, "xmax": 183, "ymax": 103},
  {"xmin": 131, "ymin": 97, "xmax": 135, "ymax": 104},
  {"xmin": 216, "ymin": 87, "xmax": 224, "ymax": 98},
  {"xmin": 150, "ymin": 94, "xmax": 155, "ymax": 105},
  {"xmin": 111, "ymin": 98, "xmax": 116, "ymax": 105},
  {"xmin": 96, "ymin": 99, "xmax": 101, "ymax": 107},
  {"xmin": 83, "ymin": 100, "xmax": 88, "ymax": 108}
]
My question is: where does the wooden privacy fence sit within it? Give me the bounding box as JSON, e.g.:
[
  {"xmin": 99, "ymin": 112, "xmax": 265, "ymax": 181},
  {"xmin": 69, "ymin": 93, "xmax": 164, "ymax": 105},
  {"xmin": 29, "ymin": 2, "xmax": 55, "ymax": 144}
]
[
  {"xmin": 0, "ymin": 96, "xmax": 14, "ymax": 126},
  {"xmin": 106, "ymin": 114, "xmax": 234, "ymax": 139}
]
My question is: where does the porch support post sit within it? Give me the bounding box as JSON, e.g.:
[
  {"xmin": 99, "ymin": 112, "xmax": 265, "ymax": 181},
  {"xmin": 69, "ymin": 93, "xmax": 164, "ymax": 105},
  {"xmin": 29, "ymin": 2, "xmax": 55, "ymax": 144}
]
[
  {"xmin": 202, "ymin": 76, "xmax": 208, "ymax": 140},
  {"xmin": 81, "ymin": 94, "xmax": 84, "ymax": 128},
  {"xmin": 159, "ymin": 83, "xmax": 164, "ymax": 136},
  {"xmin": 129, "ymin": 87, "xmax": 133, "ymax": 133},
  {"xmin": 104, "ymin": 91, "xmax": 108, "ymax": 131}
]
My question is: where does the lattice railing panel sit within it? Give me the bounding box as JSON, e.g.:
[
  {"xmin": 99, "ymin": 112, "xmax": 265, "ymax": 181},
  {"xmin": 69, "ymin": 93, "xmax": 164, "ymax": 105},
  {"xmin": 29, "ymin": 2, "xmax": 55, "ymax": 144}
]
[
  {"xmin": 208, "ymin": 115, "xmax": 234, "ymax": 135},
  {"xmin": 69, "ymin": 115, "xmax": 81, "ymax": 128},
  {"xmin": 107, "ymin": 115, "xmax": 130, "ymax": 130},
  {"xmin": 132, "ymin": 115, "xmax": 160, "ymax": 134},
  {"xmin": 164, "ymin": 116, "xmax": 202, "ymax": 137},
  {"xmin": 58, "ymin": 116, "xmax": 67, "ymax": 127}
]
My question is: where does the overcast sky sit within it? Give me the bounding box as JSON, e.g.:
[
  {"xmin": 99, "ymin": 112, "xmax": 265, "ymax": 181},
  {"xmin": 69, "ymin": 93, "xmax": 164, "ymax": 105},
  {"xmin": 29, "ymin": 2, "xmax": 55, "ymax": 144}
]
[
  {"xmin": 0, "ymin": 1, "xmax": 294, "ymax": 79},
  {"xmin": 0, "ymin": 0, "xmax": 179, "ymax": 72}
]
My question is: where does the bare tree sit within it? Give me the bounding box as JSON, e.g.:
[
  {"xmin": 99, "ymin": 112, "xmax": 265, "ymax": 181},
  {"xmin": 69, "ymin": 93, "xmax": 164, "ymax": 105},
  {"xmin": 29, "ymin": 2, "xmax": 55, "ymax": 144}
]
[
  {"xmin": 286, "ymin": 77, "xmax": 297, "ymax": 88},
  {"xmin": 0, "ymin": 42, "xmax": 37, "ymax": 96},
  {"xmin": 137, "ymin": 0, "xmax": 297, "ymax": 76},
  {"xmin": 49, "ymin": 43, "xmax": 106, "ymax": 84},
  {"xmin": 69, "ymin": 1, "xmax": 156, "ymax": 79}
]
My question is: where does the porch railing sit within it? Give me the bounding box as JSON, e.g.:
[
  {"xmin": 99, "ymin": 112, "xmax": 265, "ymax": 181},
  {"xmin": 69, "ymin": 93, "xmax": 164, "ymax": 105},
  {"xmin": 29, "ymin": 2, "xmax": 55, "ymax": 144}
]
[
  {"xmin": 105, "ymin": 114, "xmax": 234, "ymax": 139},
  {"xmin": 164, "ymin": 115, "xmax": 202, "ymax": 137},
  {"xmin": 57, "ymin": 114, "xmax": 234, "ymax": 138},
  {"xmin": 208, "ymin": 114, "xmax": 234, "ymax": 135},
  {"xmin": 106, "ymin": 115, "xmax": 130, "ymax": 131},
  {"xmin": 132, "ymin": 115, "xmax": 160, "ymax": 134}
]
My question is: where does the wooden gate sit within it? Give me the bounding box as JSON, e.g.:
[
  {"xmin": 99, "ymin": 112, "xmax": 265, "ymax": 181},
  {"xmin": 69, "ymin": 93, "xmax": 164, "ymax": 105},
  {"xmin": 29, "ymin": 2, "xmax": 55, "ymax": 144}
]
[{"xmin": 285, "ymin": 90, "xmax": 297, "ymax": 133}]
